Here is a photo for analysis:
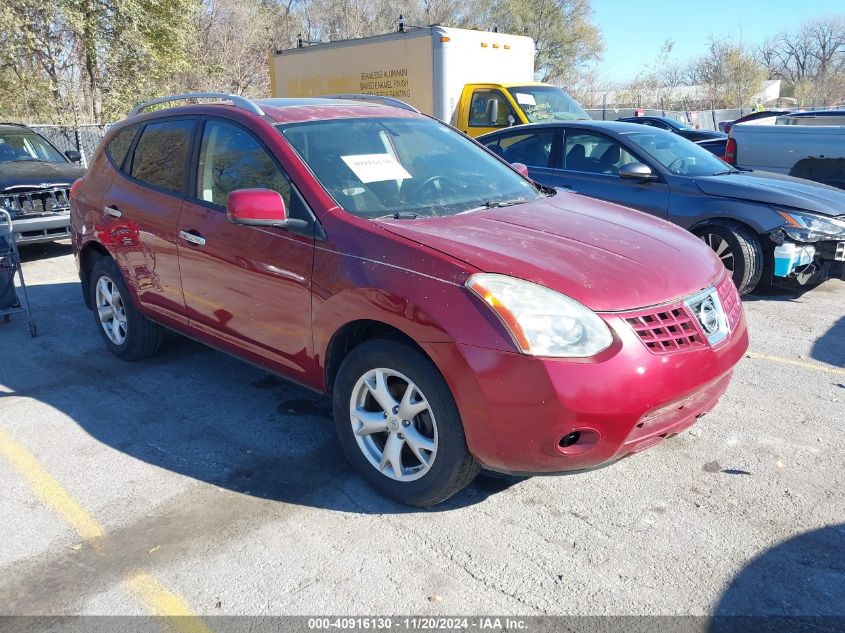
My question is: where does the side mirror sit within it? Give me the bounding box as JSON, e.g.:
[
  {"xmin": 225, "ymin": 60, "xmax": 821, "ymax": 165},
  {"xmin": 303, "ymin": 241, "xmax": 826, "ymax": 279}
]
[
  {"xmin": 486, "ymin": 98, "xmax": 499, "ymax": 125},
  {"xmin": 511, "ymin": 162, "xmax": 530, "ymax": 178},
  {"xmin": 65, "ymin": 149, "xmax": 82, "ymax": 163},
  {"xmin": 507, "ymin": 114, "xmax": 516, "ymax": 127},
  {"xmin": 618, "ymin": 162, "xmax": 657, "ymax": 181},
  {"xmin": 226, "ymin": 188, "xmax": 307, "ymax": 229}
]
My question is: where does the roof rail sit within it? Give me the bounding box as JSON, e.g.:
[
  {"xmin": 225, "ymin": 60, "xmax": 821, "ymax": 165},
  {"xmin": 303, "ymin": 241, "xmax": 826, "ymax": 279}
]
[
  {"xmin": 129, "ymin": 92, "xmax": 265, "ymax": 117},
  {"xmin": 320, "ymin": 94, "xmax": 420, "ymax": 113}
]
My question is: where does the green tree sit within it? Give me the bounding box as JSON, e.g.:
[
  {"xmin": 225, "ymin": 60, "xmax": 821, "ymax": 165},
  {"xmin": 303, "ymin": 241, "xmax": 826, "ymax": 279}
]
[{"xmin": 64, "ymin": 0, "xmax": 199, "ymax": 122}]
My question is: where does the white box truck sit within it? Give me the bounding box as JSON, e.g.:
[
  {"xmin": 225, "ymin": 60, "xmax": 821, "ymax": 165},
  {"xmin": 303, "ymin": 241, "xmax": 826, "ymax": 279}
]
[{"xmin": 270, "ymin": 26, "xmax": 589, "ymax": 137}]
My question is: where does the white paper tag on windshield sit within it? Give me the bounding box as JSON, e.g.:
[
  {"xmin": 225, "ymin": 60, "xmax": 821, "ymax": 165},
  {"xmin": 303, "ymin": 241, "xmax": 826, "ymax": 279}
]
[
  {"xmin": 341, "ymin": 154, "xmax": 412, "ymax": 183},
  {"xmin": 514, "ymin": 92, "xmax": 536, "ymax": 106}
]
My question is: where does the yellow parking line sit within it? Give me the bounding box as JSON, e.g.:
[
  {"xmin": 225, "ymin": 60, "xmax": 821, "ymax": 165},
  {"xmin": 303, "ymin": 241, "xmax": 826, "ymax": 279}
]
[
  {"xmin": 0, "ymin": 428, "xmax": 212, "ymax": 628},
  {"xmin": 125, "ymin": 573, "xmax": 213, "ymax": 633},
  {"xmin": 746, "ymin": 351, "xmax": 845, "ymax": 377},
  {"xmin": 0, "ymin": 428, "xmax": 104, "ymax": 542}
]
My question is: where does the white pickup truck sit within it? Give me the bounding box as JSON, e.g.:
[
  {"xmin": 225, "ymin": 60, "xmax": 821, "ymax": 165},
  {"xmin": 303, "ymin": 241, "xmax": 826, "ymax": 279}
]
[{"xmin": 726, "ymin": 112, "xmax": 845, "ymax": 189}]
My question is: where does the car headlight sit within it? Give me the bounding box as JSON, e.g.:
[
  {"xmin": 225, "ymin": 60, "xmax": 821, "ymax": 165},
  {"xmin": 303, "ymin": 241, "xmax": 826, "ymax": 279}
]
[
  {"xmin": 466, "ymin": 273, "xmax": 613, "ymax": 357},
  {"xmin": 777, "ymin": 209, "xmax": 845, "ymax": 242}
]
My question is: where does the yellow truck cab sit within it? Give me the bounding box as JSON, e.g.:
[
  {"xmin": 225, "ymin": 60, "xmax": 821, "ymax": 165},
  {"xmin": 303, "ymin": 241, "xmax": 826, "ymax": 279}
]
[
  {"xmin": 270, "ymin": 27, "xmax": 589, "ymax": 137},
  {"xmin": 457, "ymin": 81, "xmax": 588, "ymax": 137}
]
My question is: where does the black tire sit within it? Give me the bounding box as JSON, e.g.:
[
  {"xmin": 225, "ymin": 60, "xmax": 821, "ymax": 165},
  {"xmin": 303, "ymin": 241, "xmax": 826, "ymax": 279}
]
[
  {"xmin": 332, "ymin": 339, "xmax": 480, "ymax": 507},
  {"xmin": 695, "ymin": 223, "xmax": 763, "ymax": 295},
  {"xmin": 89, "ymin": 256, "xmax": 163, "ymax": 361}
]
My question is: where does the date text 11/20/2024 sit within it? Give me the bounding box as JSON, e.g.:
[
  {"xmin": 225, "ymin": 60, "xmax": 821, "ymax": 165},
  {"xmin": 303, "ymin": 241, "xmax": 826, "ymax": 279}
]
[{"xmin": 308, "ymin": 618, "xmax": 528, "ymax": 630}]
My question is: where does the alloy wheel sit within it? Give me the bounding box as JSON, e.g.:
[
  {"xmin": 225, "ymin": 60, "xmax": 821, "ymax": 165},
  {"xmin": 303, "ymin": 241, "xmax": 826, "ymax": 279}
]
[
  {"xmin": 349, "ymin": 368, "xmax": 438, "ymax": 482},
  {"xmin": 95, "ymin": 276, "xmax": 128, "ymax": 345},
  {"xmin": 701, "ymin": 233, "xmax": 735, "ymax": 271}
]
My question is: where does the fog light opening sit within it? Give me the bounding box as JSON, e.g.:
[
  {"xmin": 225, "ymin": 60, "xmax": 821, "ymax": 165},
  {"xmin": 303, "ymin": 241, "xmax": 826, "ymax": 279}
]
[
  {"xmin": 556, "ymin": 428, "xmax": 601, "ymax": 456},
  {"xmin": 559, "ymin": 431, "xmax": 581, "ymax": 448}
]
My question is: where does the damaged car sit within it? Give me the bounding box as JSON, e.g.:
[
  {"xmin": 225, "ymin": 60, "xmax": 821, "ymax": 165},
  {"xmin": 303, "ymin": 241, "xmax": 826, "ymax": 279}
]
[
  {"xmin": 71, "ymin": 95, "xmax": 748, "ymax": 507},
  {"xmin": 0, "ymin": 123, "xmax": 85, "ymax": 245},
  {"xmin": 480, "ymin": 121, "xmax": 845, "ymax": 294}
]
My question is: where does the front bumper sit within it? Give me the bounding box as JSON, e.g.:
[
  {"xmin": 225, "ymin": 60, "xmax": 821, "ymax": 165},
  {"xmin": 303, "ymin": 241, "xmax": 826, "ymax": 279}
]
[
  {"xmin": 9, "ymin": 213, "xmax": 71, "ymax": 245},
  {"xmin": 817, "ymin": 240, "xmax": 845, "ymax": 281},
  {"xmin": 426, "ymin": 289, "xmax": 749, "ymax": 474}
]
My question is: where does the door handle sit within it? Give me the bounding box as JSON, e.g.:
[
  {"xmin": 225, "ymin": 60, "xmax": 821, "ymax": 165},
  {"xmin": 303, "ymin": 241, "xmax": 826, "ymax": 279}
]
[
  {"xmin": 103, "ymin": 205, "xmax": 121, "ymax": 218},
  {"xmin": 179, "ymin": 230, "xmax": 206, "ymax": 247}
]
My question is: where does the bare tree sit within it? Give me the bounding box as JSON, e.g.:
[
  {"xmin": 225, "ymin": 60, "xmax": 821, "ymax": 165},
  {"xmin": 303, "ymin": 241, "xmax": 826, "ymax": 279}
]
[{"xmin": 758, "ymin": 15, "xmax": 845, "ymax": 105}]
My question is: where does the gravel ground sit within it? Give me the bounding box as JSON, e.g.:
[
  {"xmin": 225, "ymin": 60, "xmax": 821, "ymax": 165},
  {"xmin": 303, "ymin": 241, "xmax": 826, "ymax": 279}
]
[{"xmin": 1, "ymin": 242, "xmax": 843, "ymax": 619}]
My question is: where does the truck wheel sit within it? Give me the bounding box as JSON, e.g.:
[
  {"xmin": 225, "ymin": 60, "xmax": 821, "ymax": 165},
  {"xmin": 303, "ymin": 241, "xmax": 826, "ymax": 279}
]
[
  {"xmin": 89, "ymin": 256, "xmax": 163, "ymax": 361},
  {"xmin": 695, "ymin": 223, "xmax": 763, "ymax": 295},
  {"xmin": 332, "ymin": 339, "xmax": 480, "ymax": 507}
]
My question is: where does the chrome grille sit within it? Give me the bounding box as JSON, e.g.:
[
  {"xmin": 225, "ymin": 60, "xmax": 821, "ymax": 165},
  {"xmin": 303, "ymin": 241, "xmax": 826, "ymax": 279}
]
[{"xmin": 0, "ymin": 187, "xmax": 71, "ymax": 218}]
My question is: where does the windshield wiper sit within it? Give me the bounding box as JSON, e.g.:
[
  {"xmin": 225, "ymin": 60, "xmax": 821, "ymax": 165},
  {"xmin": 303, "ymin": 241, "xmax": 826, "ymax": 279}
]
[
  {"xmin": 712, "ymin": 169, "xmax": 739, "ymax": 175},
  {"xmin": 7, "ymin": 157, "xmax": 40, "ymax": 163},
  {"xmin": 465, "ymin": 199, "xmax": 528, "ymax": 212},
  {"xmin": 479, "ymin": 199, "xmax": 528, "ymax": 209},
  {"xmin": 375, "ymin": 211, "xmax": 419, "ymax": 220}
]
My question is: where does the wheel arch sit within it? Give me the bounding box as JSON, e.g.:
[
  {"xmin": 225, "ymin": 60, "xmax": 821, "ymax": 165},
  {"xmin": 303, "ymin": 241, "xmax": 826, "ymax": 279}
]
[
  {"xmin": 689, "ymin": 215, "xmax": 769, "ymax": 237},
  {"xmin": 324, "ymin": 319, "xmax": 433, "ymax": 393},
  {"xmin": 79, "ymin": 241, "xmax": 111, "ymax": 309}
]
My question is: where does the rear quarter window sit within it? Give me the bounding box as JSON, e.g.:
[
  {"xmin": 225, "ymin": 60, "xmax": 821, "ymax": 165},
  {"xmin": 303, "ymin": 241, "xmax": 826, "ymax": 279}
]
[
  {"xmin": 106, "ymin": 125, "xmax": 139, "ymax": 169},
  {"xmin": 130, "ymin": 119, "xmax": 195, "ymax": 194}
]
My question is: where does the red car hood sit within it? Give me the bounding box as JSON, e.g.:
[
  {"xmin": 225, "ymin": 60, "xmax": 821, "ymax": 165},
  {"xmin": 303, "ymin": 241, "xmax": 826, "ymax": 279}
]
[{"xmin": 379, "ymin": 192, "xmax": 724, "ymax": 312}]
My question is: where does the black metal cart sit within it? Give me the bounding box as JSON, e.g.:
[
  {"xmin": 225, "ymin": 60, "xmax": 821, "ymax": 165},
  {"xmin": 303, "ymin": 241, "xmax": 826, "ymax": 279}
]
[{"xmin": 0, "ymin": 209, "xmax": 36, "ymax": 337}]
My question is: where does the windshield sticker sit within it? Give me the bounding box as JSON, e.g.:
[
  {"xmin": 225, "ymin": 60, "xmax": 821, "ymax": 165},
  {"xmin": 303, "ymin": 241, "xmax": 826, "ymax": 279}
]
[
  {"xmin": 341, "ymin": 154, "xmax": 412, "ymax": 183},
  {"xmin": 514, "ymin": 92, "xmax": 536, "ymax": 106}
]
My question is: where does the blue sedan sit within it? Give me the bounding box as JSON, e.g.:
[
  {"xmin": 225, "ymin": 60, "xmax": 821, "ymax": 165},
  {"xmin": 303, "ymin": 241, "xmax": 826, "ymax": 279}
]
[{"xmin": 479, "ymin": 121, "xmax": 845, "ymax": 294}]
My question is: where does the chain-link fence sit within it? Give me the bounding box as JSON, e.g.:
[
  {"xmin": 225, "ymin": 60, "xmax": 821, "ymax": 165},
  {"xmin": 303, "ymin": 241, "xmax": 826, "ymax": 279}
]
[
  {"xmin": 585, "ymin": 105, "xmax": 836, "ymax": 130},
  {"xmin": 584, "ymin": 108, "xmax": 750, "ymax": 131},
  {"xmin": 27, "ymin": 124, "xmax": 110, "ymax": 168}
]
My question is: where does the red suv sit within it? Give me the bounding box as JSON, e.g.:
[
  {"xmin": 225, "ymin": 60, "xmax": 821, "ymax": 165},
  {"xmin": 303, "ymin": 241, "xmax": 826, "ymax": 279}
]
[{"xmin": 70, "ymin": 94, "xmax": 748, "ymax": 506}]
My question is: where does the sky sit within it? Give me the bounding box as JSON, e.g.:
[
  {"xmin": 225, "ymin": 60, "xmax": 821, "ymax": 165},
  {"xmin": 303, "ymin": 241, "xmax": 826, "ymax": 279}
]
[{"xmin": 591, "ymin": 0, "xmax": 844, "ymax": 83}]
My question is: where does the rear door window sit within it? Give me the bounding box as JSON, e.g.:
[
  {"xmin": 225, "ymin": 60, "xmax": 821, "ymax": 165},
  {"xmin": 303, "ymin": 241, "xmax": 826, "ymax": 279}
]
[
  {"xmin": 130, "ymin": 119, "xmax": 195, "ymax": 194},
  {"xmin": 485, "ymin": 131, "xmax": 555, "ymax": 167},
  {"xmin": 106, "ymin": 125, "xmax": 139, "ymax": 170}
]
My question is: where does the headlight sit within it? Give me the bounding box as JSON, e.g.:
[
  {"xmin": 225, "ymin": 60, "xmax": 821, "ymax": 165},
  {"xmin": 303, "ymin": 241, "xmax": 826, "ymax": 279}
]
[
  {"xmin": 466, "ymin": 273, "xmax": 613, "ymax": 357},
  {"xmin": 777, "ymin": 209, "xmax": 845, "ymax": 242}
]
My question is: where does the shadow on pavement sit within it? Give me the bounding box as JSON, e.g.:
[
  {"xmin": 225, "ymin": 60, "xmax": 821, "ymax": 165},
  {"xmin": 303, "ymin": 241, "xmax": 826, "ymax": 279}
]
[
  {"xmin": 811, "ymin": 316, "xmax": 845, "ymax": 368},
  {"xmin": 2, "ymin": 280, "xmax": 522, "ymax": 516},
  {"xmin": 709, "ymin": 524, "xmax": 845, "ymax": 632},
  {"xmin": 17, "ymin": 240, "xmax": 73, "ymax": 263}
]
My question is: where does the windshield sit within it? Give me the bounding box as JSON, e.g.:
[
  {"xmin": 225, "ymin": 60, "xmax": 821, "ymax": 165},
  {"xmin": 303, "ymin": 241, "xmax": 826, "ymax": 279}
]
[
  {"xmin": 0, "ymin": 132, "xmax": 66, "ymax": 164},
  {"xmin": 278, "ymin": 117, "xmax": 541, "ymax": 218},
  {"xmin": 624, "ymin": 130, "xmax": 730, "ymax": 176},
  {"xmin": 507, "ymin": 86, "xmax": 590, "ymax": 123}
]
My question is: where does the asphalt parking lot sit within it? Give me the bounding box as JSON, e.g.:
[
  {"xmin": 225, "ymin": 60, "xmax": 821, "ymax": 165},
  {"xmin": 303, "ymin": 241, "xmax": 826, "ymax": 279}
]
[{"xmin": 1, "ymin": 241, "xmax": 844, "ymax": 620}]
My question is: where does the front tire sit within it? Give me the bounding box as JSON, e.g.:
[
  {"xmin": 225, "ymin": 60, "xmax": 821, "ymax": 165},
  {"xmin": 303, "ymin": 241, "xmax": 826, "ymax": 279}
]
[
  {"xmin": 332, "ymin": 339, "xmax": 480, "ymax": 507},
  {"xmin": 89, "ymin": 256, "xmax": 163, "ymax": 361},
  {"xmin": 695, "ymin": 223, "xmax": 763, "ymax": 295}
]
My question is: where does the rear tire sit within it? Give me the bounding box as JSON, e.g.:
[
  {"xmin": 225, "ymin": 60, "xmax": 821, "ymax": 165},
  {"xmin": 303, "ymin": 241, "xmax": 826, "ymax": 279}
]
[
  {"xmin": 332, "ymin": 339, "xmax": 480, "ymax": 507},
  {"xmin": 695, "ymin": 223, "xmax": 763, "ymax": 295},
  {"xmin": 89, "ymin": 256, "xmax": 163, "ymax": 360}
]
